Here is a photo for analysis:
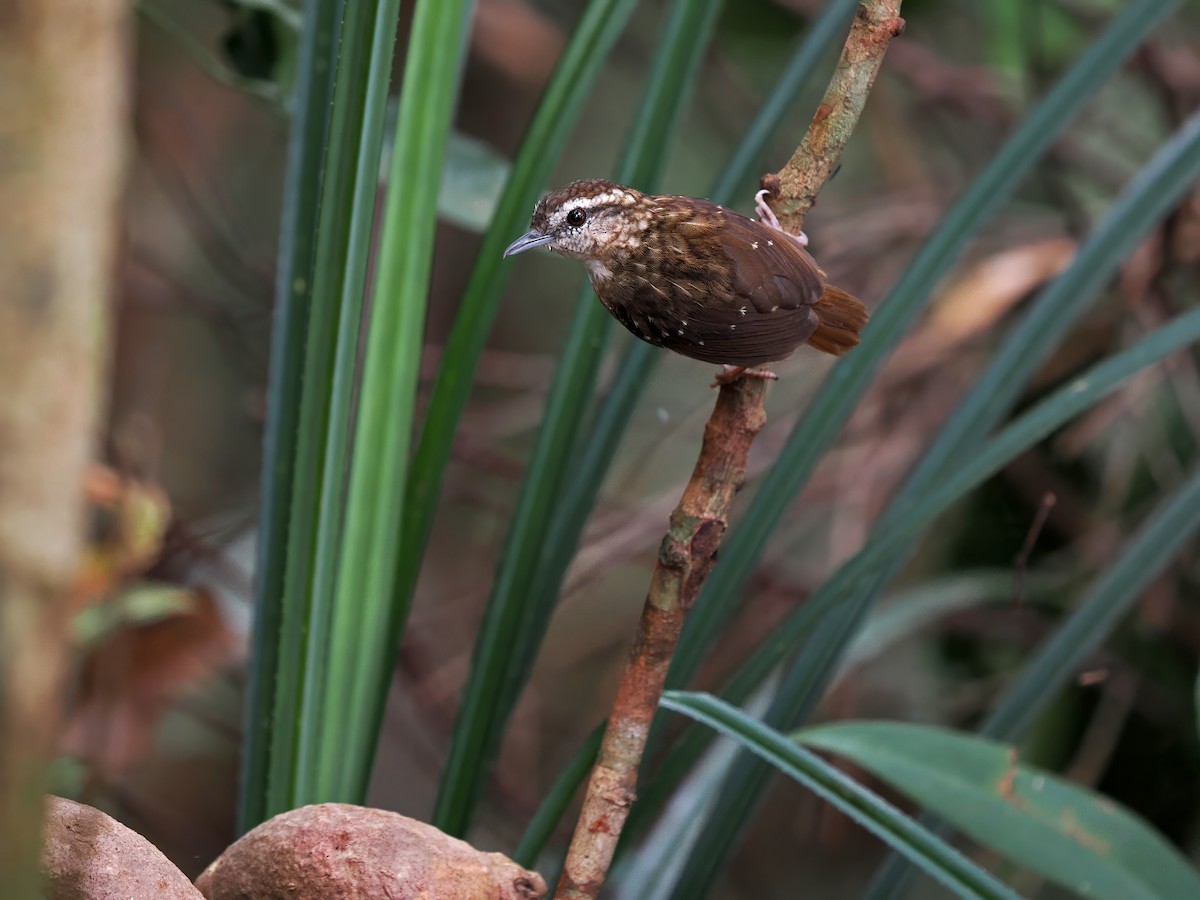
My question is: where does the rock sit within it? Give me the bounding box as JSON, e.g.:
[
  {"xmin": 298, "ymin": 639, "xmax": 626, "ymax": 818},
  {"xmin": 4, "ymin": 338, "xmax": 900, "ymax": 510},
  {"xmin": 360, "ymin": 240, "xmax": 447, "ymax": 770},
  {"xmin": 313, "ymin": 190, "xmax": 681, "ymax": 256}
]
[
  {"xmin": 195, "ymin": 803, "xmax": 546, "ymax": 900},
  {"xmin": 42, "ymin": 795, "xmax": 203, "ymax": 899}
]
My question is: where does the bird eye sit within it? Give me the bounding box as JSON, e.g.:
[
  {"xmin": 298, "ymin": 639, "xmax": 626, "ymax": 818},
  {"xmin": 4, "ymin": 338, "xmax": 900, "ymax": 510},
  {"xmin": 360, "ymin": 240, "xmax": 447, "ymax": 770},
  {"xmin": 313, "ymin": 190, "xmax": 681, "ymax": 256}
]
[{"xmin": 566, "ymin": 208, "xmax": 587, "ymax": 226}]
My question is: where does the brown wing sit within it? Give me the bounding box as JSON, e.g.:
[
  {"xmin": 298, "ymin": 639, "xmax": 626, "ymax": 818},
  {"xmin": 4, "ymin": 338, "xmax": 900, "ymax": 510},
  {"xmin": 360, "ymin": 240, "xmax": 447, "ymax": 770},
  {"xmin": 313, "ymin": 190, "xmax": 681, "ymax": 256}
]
[
  {"xmin": 711, "ymin": 208, "xmax": 825, "ymax": 315},
  {"xmin": 668, "ymin": 298, "xmax": 821, "ymax": 367},
  {"xmin": 671, "ymin": 207, "xmax": 825, "ymax": 364},
  {"xmin": 596, "ymin": 199, "xmax": 828, "ymax": 367}
]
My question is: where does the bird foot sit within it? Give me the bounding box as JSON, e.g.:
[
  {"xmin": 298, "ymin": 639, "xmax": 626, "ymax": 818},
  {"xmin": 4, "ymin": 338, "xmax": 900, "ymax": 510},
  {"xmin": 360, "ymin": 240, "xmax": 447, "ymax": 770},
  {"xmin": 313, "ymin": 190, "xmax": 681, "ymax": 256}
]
[
  {"xmin": 711, "ymin": 365, "xmax": 779, "ymax": 388},
  {"xmin": 754, "ymin": 189, "xmax": 808, "ymax": 248}
]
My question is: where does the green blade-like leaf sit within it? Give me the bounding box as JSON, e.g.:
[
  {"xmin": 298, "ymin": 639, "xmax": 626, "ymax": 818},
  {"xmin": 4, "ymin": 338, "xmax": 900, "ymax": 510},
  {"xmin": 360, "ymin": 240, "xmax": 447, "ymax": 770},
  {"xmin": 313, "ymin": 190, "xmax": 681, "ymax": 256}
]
[
  {"xmin": 666, "ymin": 0, "xmax": 1179, "ymax": 699},
  {"xmin": 839, "ymin": 570, "xmax": 1064, "ymax": 676},
  {"xmin": 799, "ymin": 721, "xmax": 1200, "ymax": 900},
  {"xmin": 507, "ymin": 0, "xmax": 862, "ymax": 736},
  {"xmin": 766, "ymin": 106, "xmax": 1200, "ymax": 746},
  {"xmin": 491, "ymin": 0, "xmax": 727, "ymax": 727},
  {"xmin": 858, "ymin": 106, "xmax": 1200, "ymax": 899},
  {"xmin": 277, "ymin": 0, "xmax": 384, "ymax": 813},
  {"xmin": 242, "ymin": 0, "xmax": 378, "ymax": 826},
  {"xmin": 398, "ymin": 0, "xmax": 639, "ymax": 613},
  {"xmin": 294, "ymin": 0, "xmax": 408, "ymax": 803},
  {"xmin": 868, "ymin": 463, "xmax": 1200, "ymax": 900},
  {"xmin": 432, "ymin": 0, "xmax": 724, "ymax": 838},
  {"xmin": 660, "ymin": 693, "xmax": 1022, "ymax": 900},
  {"xmin": 503, "ymin": 3, "xmax": 863, "ymax": 853},
  {"xmin": 243, "ymin": 3, "xmax": 343, "ymax": 819},
  {"xmin": 668, "ymin": 46, "xmax": 1195, "ymax": 897},
  {"xmin": 665, "ymin": 301, "xmax": 1200, "ymax": 896},
  {"xmin": 318, "ymin": 0, "xmax": 474, "ymax": 804}
]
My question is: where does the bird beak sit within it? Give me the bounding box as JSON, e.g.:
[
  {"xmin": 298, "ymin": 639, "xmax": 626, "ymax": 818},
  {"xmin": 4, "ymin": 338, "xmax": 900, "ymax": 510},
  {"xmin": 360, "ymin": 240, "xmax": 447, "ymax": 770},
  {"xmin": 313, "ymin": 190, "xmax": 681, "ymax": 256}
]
[{"xmin": 503, "ymin": 229, "xmax": 554, "ymax": 258}]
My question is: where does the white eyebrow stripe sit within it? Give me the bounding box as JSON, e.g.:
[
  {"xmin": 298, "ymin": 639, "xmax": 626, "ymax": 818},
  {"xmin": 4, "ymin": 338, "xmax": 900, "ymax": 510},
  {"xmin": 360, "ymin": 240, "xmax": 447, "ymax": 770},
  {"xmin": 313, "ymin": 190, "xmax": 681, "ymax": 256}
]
[
  {"xmin": 569, "ymin": 191, "xmax": 632, "ymax": 211},
  {"xmin": 547, "ymin": 188, "xmax": 638, "ymax": 230}
]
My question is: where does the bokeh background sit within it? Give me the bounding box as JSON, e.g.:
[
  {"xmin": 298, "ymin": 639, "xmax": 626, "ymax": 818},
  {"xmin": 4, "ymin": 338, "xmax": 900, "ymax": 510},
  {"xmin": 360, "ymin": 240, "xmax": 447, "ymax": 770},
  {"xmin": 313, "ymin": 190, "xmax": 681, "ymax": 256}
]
[{"xmin": 61, "ymin": 0, "xmax": 1200, "ymax": 896}]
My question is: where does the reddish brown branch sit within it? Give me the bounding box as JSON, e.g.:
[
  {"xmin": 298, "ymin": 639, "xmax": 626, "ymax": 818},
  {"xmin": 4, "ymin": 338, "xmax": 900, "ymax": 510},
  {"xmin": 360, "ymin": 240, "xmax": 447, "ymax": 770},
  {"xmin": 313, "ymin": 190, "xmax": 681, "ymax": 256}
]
[
  {"xmin": 555, "ymin": 4, "xmax": 904, "ymax": 897},
  {"xmin": 555, "ymin": 378, "xmax": 769, "ymax": 899},
  {"xmin": 768, "ymin": 0, "xmax": 906, "ymax": 235}
]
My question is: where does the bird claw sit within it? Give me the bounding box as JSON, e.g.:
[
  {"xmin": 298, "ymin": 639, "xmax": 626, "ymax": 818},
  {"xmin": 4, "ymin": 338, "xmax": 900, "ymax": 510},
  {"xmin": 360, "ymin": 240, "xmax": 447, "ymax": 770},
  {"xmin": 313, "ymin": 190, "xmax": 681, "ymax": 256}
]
[
  {"xmin": 754, "ymin": 189, "xmax": 808, "ymax": 248},
  {"xmin": 711, "ymin": 365, "xmax": 779, "ymax": 388}
]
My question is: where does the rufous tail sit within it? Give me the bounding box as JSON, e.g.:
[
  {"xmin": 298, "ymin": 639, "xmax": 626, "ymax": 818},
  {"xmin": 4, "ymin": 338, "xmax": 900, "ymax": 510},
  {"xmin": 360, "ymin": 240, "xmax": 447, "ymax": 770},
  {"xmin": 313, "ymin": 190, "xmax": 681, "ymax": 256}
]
[{"xmin": 807, "ymin": 284, "xmax": 868, "ymax": 356}]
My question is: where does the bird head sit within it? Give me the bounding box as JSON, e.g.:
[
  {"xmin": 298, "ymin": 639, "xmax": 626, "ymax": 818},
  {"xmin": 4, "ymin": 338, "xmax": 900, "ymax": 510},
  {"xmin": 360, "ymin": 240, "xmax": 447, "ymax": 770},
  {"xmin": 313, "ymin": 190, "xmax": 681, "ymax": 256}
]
[{"xmin": 503, "ymin": 179, "xmax": 650, "ymax": 267}]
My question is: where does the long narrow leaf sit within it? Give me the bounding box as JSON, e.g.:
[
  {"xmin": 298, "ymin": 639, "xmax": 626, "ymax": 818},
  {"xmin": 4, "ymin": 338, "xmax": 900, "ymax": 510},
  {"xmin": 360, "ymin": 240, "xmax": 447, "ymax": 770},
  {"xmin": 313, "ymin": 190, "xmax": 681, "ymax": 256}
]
[
  {"xmin": 660, "ymin": 693, "xmax": 1022, "ymax": 900},
  {"xmin": 511, "ymin": 0, "xmax": 862, "ymax": 729},
  {"xmin": 295, "ymin": 0, "xmax": 408, "ymax": 803},
  {"xmin": 761, "ymin": 107, "xmax": 1200, "ymax": 766},
  {"xmin": 709, "ymin": 0, "xmax": 857, "ymax": 203},
  {"xmin": 493, "ymin": 0, "xmax": 729, "ymax": 770},
  {"xmin": 398, "ymin": 0, "xmax": 639, "ymax": 612},
  {"xmin": 662, "ymin": 8, "xmax": 1182, "ymax": 887},
  {"xmin": 432, "ymin": 0, "xmax": 724, "ymax": 838},
  {"xmin": 321, "ymin": 0, "xmax": 474, "ymax": 803},
  {"xmin": 504, "ymin": 3, "xmax": 863, "ymax": 854},
  {"xmin": 666, "ymin": 0, "xmax": 1179, "ymax": 697},
  {"xmin": 799, "ymin": 721, "xmax": 1200, "ymax": 900},
  {"xmin": 870, "ymin": 496, "xmax": 1200, "ymax": 900},
  {"xmin": 666, "ymin": 299, "xmax": 1200, "ymax": 896},
  {"xmin": 259, "ymin": 0, "xmax": 384, "ymax": 819},
  {"xmin": 857, "ymin": 108, "xmax": 1200, "ymax": 900},
  {"xmin": 241, "ymin": 0, "xmax": 343, "ymax": 833}
]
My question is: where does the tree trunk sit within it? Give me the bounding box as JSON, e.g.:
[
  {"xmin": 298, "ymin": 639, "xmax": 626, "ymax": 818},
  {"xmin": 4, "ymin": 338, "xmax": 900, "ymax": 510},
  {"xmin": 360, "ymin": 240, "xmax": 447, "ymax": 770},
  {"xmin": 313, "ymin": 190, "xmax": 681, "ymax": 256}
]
[{"xmin": 0, "ymin": 0, "xmax": 129, "ymax": 894}]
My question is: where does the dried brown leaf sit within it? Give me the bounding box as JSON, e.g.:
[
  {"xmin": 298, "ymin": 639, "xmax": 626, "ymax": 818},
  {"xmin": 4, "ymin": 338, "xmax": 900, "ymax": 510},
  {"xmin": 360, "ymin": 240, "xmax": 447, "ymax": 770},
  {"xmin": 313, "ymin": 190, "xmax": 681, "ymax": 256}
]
[{"xmin": 62, "ymin": 587, "xmax": 235, "ymax": 776}]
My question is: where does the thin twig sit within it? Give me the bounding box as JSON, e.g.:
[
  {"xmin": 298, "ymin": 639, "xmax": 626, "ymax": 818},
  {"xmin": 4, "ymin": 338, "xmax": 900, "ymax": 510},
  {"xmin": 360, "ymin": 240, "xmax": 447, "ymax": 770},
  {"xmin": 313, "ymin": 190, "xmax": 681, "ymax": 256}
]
[
  {"xmin": 554, "ymin": 4, "xmax": 904, "ymax": 897},
  {"xmin": 1012, "ymin": 490, "xmax": 1056, "ymax": 608},
  {"xmin": 768, "ymin": 1, "xmax": 906, "ymax": 235},
  {"xmin": 555, "ymin": 379, "xmax": 769, "ymax": 899}
]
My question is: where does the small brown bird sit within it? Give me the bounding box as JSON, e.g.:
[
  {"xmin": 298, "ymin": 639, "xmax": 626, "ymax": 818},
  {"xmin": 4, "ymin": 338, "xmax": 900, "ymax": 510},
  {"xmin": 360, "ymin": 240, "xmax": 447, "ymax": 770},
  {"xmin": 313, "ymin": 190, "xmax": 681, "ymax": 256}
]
[{"xmin": 503, "ymin": 179, "xmax": 868, "ymax": 380}]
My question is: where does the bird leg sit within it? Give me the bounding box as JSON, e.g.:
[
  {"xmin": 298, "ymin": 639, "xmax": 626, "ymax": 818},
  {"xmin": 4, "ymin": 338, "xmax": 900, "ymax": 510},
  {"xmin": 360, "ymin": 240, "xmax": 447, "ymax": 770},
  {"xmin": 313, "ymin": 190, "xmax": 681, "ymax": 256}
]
[
  {"xmin": 711, "ymin": 365, "xmax": 779, "ymax": 388},
  {"xmin": 755, "ymin": 189, "xmax": 808, "ymax": 249}
]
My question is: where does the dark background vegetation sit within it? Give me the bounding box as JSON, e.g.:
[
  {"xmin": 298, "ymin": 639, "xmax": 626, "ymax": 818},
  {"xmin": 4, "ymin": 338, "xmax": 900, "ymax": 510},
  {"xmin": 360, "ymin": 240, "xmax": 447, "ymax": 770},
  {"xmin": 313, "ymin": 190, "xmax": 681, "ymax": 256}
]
[{"xmin": 62, "ymin": 0, "xmax": 1200, "ymax": 896}]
